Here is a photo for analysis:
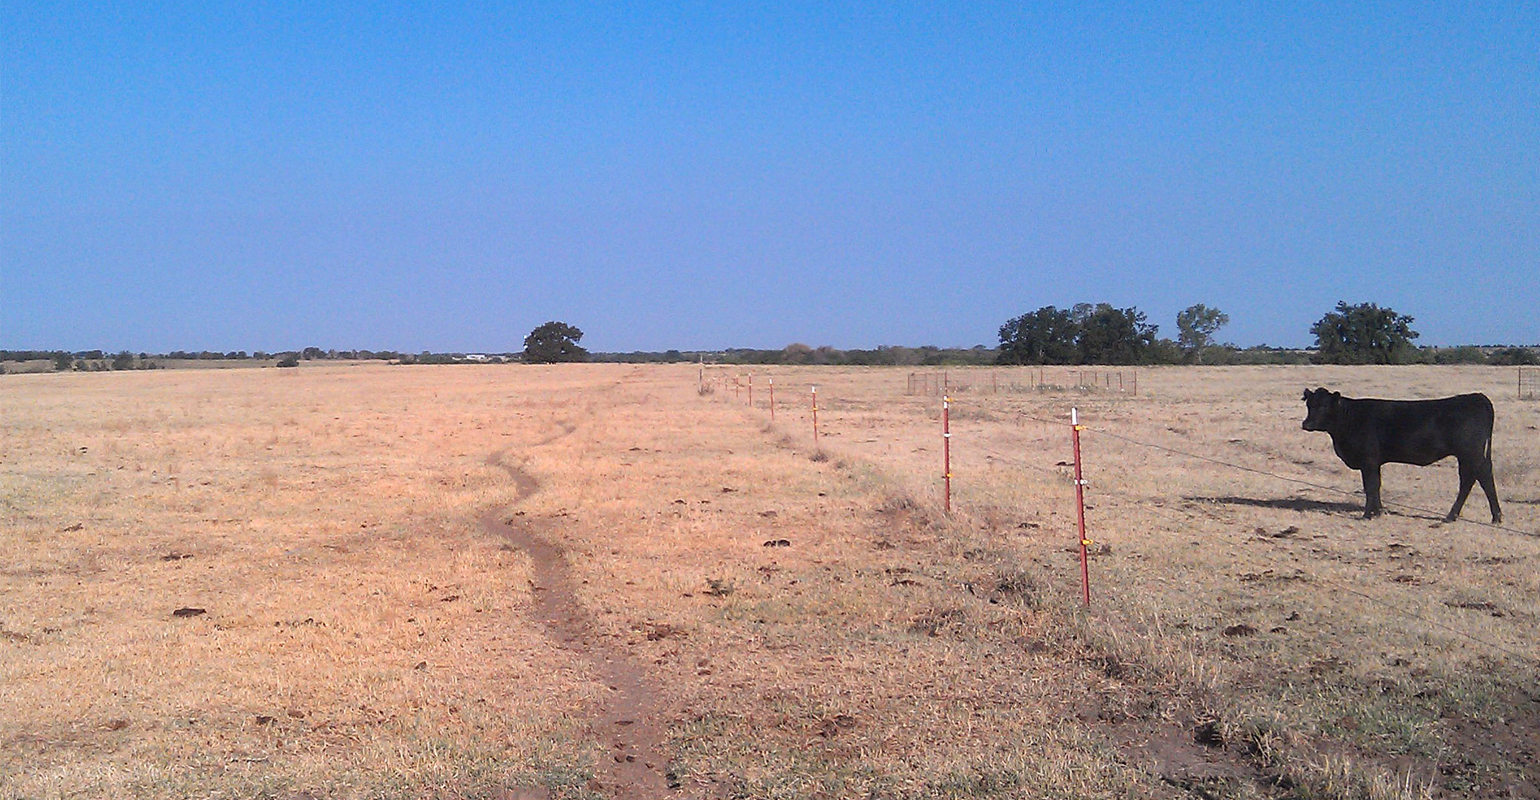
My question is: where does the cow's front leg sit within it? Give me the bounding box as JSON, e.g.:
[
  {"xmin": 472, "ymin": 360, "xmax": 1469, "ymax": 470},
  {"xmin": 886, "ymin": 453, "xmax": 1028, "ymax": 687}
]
[{"xmin": 1360, "ymin": 465, "xmax": 1383, "ymax": 518}]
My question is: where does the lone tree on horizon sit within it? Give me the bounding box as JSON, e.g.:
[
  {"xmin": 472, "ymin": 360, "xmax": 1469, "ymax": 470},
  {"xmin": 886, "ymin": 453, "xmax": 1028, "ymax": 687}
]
[
  {"xmin": 1310, "ymin": 301, "xmax": 1419, "ymax": 364},
  {"xmin": 1176, "ymin": 303, "xmax": 1229, "ymax": 363},
  {"xmin": 522, "ymin": 321, "xmax": 589, "ymax": 363}
]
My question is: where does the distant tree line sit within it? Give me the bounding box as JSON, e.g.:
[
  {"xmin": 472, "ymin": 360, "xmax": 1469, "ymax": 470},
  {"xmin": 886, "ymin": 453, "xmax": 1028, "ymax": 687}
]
[
  {"xmin": 7, "ymin": 303, "xmax": 1536, "ymax": 373},
  {"xmin": 0, "ymin": 348, "xmax": 531, "ymax": 371},
  {"xmin": 0, "ymin": 348, "xmax": 500, "ymax": 372},
  {"xmin": 0, "ymin": 350, "xmax": 163, "ymax": 372},
  {"xmin": 0, "ymin": 350, "xmax": 76, "ymax": 362}
]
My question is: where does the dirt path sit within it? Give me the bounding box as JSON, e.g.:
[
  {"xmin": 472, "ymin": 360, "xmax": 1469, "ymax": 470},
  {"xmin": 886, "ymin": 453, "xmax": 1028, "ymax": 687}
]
[{"xmin": 482, "ymin": 451, "xmax": 675, "ymax": 799}]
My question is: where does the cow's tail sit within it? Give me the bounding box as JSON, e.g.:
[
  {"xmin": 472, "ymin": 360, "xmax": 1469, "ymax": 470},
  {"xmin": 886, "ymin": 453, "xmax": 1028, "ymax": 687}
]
[{"xmin": 1482, "ymin": 394, "xmax": 1496, "ymax": 466}]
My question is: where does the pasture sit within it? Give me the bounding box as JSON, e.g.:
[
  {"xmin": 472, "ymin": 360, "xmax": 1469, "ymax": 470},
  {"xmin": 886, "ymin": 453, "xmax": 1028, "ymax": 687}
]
[{"xmin": 2, "ymin": 363, "xmax": 1536, "ymax": 799}]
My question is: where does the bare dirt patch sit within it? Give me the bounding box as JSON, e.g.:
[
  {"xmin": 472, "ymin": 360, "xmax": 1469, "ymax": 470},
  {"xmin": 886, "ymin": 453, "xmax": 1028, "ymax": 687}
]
[{"xmin": 481, "ymin": 454, "xmax": 673, "ymax": 799}]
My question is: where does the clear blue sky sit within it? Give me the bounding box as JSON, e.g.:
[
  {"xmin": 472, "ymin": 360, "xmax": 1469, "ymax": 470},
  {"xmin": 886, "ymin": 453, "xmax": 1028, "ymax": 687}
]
[{"xmin": 4, "ymin": 2, "xmax": 1536, "ymax": 353}]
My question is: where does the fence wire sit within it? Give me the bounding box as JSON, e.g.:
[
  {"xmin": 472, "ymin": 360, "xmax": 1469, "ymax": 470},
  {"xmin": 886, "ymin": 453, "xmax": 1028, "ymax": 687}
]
[{"xmin": 707, "ymin": 380, "xmax": 1536, "ymax": 663}]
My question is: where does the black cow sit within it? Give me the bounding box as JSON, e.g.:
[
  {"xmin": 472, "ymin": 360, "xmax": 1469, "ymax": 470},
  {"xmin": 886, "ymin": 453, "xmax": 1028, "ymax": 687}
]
[{"xmin": 1301, "ymin": 388, "xmax": 1501, "ymax": 523}]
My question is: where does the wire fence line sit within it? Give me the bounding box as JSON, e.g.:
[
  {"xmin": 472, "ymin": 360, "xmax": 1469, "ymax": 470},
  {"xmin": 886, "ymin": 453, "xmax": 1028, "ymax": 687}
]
[
  {"xmin": 706, "ymin": 371, "xmax": 1532, "ymax": 539},
  {"xmin": 704, "ymin": 372, "xmax": 1537, "ymax": 661},
  {"xmin": 905, "ymin": 368, "xmax": 1139, "ymax": 397}
]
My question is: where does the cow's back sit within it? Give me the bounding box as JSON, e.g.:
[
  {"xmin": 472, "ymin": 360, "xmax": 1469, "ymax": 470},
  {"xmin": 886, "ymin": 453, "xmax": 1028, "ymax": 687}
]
[{"xmin": 1348, "ymin": 393, "xmax": 1493, "ymax": 467}]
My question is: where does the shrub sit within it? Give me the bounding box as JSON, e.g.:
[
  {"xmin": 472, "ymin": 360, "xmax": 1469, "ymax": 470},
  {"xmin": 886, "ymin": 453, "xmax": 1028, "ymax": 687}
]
[{"xmin": 1489, "ymin": 347, "xmax": 1539, "ymax": 366}]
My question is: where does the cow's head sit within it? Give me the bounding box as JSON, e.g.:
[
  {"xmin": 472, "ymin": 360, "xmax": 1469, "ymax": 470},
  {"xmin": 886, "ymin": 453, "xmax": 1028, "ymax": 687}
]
[{"xmin": 1301, "ymin": 387, "xmax": 1339, "ymax": 431}]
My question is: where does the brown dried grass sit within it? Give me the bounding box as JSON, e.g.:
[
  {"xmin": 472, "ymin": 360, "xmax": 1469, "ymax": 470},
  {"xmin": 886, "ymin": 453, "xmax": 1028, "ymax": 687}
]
[{"xmin": 3, "ymin": 363, "xmax": 1536, "ymax": 799}]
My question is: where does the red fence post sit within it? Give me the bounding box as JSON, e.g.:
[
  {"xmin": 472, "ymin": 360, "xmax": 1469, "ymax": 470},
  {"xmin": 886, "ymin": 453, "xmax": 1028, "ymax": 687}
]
[
  {"xmin": 1072, "ymin": 407, "xmax": 1091, "ymax": 607},
  {"xmin": 769, "ymin": 377, "xmax": 775, "ymax": 422}
]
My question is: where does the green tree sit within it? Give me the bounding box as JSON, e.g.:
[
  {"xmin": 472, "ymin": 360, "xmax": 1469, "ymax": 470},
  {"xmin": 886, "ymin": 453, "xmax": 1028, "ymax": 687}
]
[
  {"xmin": 522, "ymin": 321, "xmax": 589, "ymax": 363},
  {"xmin": 1310, "ymin": 301, "xmax": 1419, "ymax": 364},
  {"xmin": 1077, "ymin": 304, "xmax": 1159, "ymax": 364},
  {"xmin": 999, "ymin": 303, "xmax": 1162, "ymax": 365},
  {"xmin": 53, "ymin": 352, "xmax": 75, "ymax": 371},
  {"xmin": 997, "ymin": 306, "xmax": 1079, "ymax": 365},
  {"xmin": 780, "ymin": 343, "xmax": 815, "ymax": 364},
  {"xmin": 1176, "ymin": 304, "xmax": 1230, "ymax": 362}
]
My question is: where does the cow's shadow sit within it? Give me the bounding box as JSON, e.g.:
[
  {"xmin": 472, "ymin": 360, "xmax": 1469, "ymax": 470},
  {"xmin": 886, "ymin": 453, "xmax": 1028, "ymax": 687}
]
[
  {"xmin": 1186, "ymin": 495, "xmax": 1460, "ymax": 522},
  {"xmin": 1184, "ymin": 495, "xmax": 1362, "ymax": 515}
]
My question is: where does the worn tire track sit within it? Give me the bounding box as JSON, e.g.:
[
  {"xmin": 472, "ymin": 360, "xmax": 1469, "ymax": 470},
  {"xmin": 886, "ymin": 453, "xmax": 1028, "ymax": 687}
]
[{"xmin": 482, "ymin": 450, "xmax": 674, "ymax": 799}]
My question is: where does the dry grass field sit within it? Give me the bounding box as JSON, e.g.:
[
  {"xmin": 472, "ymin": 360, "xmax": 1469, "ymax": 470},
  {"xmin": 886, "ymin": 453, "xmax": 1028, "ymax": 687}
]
[{"xmin": 3, "ymin": 363, "xmax": 1536, "ymax": 799}]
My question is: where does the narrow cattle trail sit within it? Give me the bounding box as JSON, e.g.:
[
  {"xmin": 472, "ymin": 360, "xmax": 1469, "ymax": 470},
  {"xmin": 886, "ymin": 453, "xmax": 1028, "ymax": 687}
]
[{"xmin": 481, "ymin": 451, "xmax": 675, "ymax": 799}]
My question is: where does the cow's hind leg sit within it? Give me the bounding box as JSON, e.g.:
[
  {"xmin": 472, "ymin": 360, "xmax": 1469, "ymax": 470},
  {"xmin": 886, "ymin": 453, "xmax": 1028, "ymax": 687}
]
[
  {"xmin": 1446, "ymin": 459, "xmax": 1478, "ymax": 522},
  {"xmin": 1477, "ymin": 456, "xmax": 1502, "ymax": 524}
]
